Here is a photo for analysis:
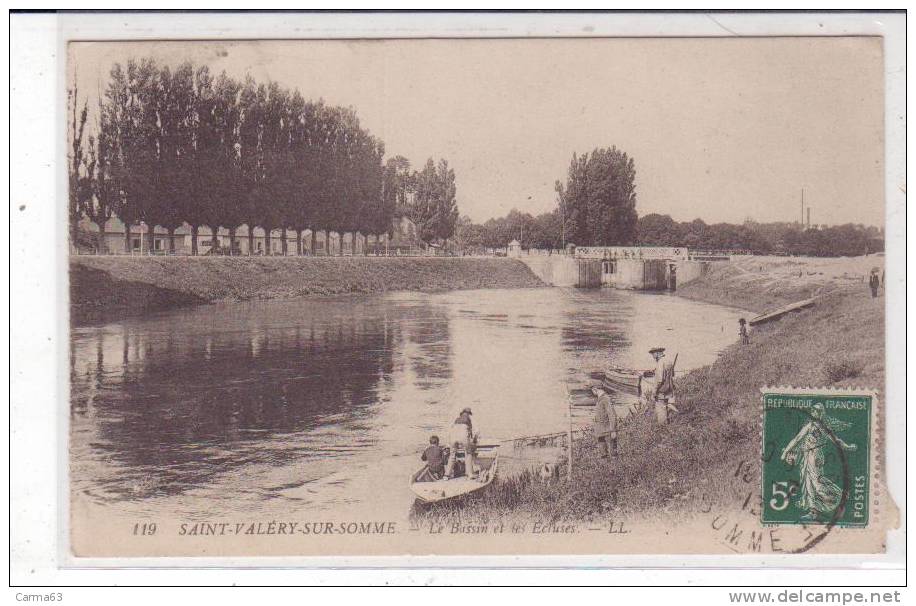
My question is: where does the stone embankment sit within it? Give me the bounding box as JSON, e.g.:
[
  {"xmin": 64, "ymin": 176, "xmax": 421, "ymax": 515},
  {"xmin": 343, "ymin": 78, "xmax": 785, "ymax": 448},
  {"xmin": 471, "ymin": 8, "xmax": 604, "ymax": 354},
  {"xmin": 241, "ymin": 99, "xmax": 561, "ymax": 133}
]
[{"xmin": 70, "ymin": 255, "xmax": 545, "ymax": 325}]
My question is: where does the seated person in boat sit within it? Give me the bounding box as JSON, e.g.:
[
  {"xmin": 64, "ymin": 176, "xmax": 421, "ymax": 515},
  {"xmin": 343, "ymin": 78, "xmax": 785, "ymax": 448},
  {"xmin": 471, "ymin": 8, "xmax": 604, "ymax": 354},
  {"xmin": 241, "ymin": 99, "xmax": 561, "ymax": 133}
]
[
  {"xmin": 445, "ymin": 407, "xmax": 478, "ymax": 479},
  {"xmin": 418, "ymin": 435, "xmax": 447, "ymax": 481}
]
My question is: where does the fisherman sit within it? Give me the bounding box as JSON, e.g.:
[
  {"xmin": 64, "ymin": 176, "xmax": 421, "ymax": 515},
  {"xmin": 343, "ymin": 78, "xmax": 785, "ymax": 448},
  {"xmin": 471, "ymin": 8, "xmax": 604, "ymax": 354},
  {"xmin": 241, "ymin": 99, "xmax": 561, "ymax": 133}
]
[
  {"xmin": 590, "ymin": 385, "xmax": 618, "ymax": 458},
  {"xmin": 738, "ymin": 318, "xmax": 750, "ymax": 345},
  {"xmin": 645, "ymin": 347, "xmax": 678, "ymax": 426},
  {"xmin": 868, "ymin": 269, "xmax": 880, "ymax": 298},
  {"xmin": 418, "ymin": 435, "xmax": 446, "ymax": 481},
  {"xmin": 445, "ymin": 407, "xmax": 478, "ymax": 479}
]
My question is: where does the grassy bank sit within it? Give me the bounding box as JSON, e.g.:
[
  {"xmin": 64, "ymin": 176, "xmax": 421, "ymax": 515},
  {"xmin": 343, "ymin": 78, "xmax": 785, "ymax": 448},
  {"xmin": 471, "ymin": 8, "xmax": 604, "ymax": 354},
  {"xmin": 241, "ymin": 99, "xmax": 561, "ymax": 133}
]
[
  {"xmin": 412, "ymin": 256, "xmax": 885, "ymax": 526},
  {"xmin": 70, "ymin": 255, "xmax": 544, "ymax": 325},
  {"xmin": 677, "ymin": 254, "xmax": 883, "ymax": 313}
]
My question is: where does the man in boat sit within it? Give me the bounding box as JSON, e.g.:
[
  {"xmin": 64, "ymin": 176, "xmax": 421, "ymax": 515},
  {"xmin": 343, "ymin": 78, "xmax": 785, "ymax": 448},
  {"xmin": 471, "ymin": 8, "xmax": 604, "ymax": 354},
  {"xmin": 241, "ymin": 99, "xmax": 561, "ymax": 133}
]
[
  {"xmin": 645, "ymin": 347, "xmax": 678, "ymax": 425},
  {"xmin": 445, "ymin": 407, "xmax": 478, "ymax": 479},
  {"xmin": 418, "ymin": 435, "xmax": 446, "ymax": 481},
  {"xmin": 590, "ymin": 385, "xmax": 618, "ymax": 458}
]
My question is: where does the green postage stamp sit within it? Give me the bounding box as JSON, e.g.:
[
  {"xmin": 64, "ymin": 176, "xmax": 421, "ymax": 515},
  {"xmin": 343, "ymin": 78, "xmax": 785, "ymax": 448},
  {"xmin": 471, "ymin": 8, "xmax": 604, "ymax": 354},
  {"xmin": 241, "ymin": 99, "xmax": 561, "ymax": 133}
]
[{"xmin": 761, "ymin": 389, "xmax": 876, "ymax": 527}]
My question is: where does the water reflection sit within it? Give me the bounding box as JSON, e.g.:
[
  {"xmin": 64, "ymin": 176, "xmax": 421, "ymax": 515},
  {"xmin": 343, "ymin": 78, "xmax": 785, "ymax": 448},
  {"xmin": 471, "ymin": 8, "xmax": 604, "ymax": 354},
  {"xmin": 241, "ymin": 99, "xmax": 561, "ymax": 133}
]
[{"xmin": 70, "ymin": 288, "xmax": 745, "ymax": 518}]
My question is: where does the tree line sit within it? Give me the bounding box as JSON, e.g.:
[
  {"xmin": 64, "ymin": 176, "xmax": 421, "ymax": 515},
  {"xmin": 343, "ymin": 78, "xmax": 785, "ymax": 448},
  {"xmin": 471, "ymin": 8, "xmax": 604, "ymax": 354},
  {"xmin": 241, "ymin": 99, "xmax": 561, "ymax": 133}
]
[
  {"xmin": 450, "ymin": 143, "xmax": 881, "ymax": 258},
  {"xmin": 637, "ymin": 214, "xmax": 884, "ymax": 256},
  {"xmin": 68, "ymin": 58, "xmax": 459, "ymax": 255},
  {"xmin": 454, "ymin": 209, "xmax": 563, "ymax": 252},
  {"xmin": 457, "ymin": 208, "xmax": 883, "ymax": 258}
]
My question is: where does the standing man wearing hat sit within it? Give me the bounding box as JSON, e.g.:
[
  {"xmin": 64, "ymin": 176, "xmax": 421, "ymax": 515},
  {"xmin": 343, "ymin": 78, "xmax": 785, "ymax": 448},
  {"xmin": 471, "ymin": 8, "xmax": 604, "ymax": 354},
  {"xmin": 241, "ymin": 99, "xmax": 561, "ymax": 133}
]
[
  {"xmin": 645, "ymin": 347, "xmax": 677, "ymax": 426},
  {"xmin": 445, "ymin": 407, "xmax": 478, "ymax": 479},
  {"xmin": 590, "ymin": 386, "xmax": 618, "ymax": 458}
]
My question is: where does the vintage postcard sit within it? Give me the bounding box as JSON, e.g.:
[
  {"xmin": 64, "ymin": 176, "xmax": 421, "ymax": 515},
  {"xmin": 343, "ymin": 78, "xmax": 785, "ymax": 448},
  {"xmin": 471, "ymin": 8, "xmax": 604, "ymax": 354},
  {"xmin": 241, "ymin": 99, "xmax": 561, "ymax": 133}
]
[{"xmin": 65, "ymin": 35, "xmax": 898, "ymax": 559}]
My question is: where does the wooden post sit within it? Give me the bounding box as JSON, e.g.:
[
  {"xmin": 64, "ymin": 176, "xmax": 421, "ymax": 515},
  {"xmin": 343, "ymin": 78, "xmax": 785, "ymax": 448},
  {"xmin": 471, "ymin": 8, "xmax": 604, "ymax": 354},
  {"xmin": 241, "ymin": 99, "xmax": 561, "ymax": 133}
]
[{"xmin": 566, "ymin": 388, "xmax": 574, "ymax": 483}]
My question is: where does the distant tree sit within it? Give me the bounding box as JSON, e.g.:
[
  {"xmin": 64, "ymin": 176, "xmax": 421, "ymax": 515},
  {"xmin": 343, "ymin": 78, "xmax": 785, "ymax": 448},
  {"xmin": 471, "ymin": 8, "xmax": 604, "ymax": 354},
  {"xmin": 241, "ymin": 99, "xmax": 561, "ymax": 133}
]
[
  {"xmin": 681, "ymin": 218, "xmax": 708, "ymax": 250},
  {"xmin": 339, "ymin": 112, "xmax": 385, "ymax": 254},
  {"xmin": 238, "ymin": 77, "xmax": 264, "ymax": 255},
  {"xmin": 637, "ymin": 213, "xmax": 681, "ymax": 247},
  {"xmin": 100, "ymin": 62, "xmax": 144, "ymax": 253},
  {"xmin": 67, "ymin": 84, "xmax": 93, "ymax": 250},
  {"xmin": 385, "ymin": 155, "xmax": 413, "ymax": 215},
  {"xmin": 584, "ymin": 147, "xmax": 638, "ymax": 245},
  {"xmin": 257, "ymin": 81, "xmax": 290, "ymax": 255},
  {"xmin": 433, "ymin": 159, "xmax": 459, "ymax": 242},
  {"xmin": 302, "ymin": 100, "xmax": 329, "ymax": 255},
  {"xmin": 213, "ymin": 73, "xmax": 244, "ymax": 254},
  {"xmin": 531, "ymin": 210, "xmax": 563, "ymax": 249},
  {"xmin": 408, "ymin": 158, "xmax": 439, "ymax": 244},
  {"xmin": 555, "ymin": 147, "xmax": 637, "ymax": 246},
  {"xmin": 382, "ymin": 156, "xmax": 408, "ymax": 236},
  {"xmin": 406, "ymin": 157, "xmax": 459, "ymax": 246},
  {"xmin": 452, "ymin": 215, "xmax": 474, "ymax": 252},
  {"xmin": 287, "ymin": 94, "xmax": 315, "ymax": 255},
  {"xmin": 189, "ymin": 65, "xmax": 225, "ymax": 253},
  {"xmin": 84, "ymin": 102, "xmax": 118, "ymax": 253},
  {"xmin": 359, "ymin": 138, "xmax": 388, "ymax": 251},
  {"xmin": 556, "ymin": 153, "xmax": 589, "ymax": 246}
]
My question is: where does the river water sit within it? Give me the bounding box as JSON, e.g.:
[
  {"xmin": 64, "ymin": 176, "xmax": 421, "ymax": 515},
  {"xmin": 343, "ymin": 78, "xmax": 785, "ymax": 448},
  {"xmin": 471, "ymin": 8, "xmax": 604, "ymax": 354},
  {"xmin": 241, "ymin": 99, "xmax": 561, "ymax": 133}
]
[{"xmin": 70, "ymin": 288, "xmax": 746, "ymax": 521}]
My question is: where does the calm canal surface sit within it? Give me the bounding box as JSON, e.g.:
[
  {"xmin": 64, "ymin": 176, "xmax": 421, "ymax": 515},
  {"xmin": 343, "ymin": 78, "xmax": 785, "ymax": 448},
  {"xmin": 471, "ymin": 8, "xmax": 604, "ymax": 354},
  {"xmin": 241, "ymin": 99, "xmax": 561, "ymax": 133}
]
[{"xmin": 70, "ymin": 288, "xmax": 746, "ymax": 520}]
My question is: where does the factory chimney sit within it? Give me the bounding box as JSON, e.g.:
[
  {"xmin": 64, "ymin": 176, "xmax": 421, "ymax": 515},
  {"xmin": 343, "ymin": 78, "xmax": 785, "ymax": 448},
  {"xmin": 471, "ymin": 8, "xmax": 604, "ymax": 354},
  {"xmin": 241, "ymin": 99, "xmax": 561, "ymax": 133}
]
[{"xmin": 800, "ymin": 188, "xmax": 805, "ymax": 226}]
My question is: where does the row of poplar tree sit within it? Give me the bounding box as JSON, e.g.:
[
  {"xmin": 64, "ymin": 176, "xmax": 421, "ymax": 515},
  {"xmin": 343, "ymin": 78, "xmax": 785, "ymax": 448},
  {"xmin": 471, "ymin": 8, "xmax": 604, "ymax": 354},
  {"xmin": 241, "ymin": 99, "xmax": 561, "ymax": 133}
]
[{"xmin": 68, "ymin": 58, "xmax": 459, "ymax": 255}]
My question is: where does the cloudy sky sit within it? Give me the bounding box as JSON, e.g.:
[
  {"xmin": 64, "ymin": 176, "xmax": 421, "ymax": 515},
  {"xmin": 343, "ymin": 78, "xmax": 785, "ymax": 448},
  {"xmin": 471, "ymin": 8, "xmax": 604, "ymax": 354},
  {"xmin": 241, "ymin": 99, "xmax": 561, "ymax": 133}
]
[{"xmin": 70, "ymin": 37, "xmax": 884, "ymax": 226}]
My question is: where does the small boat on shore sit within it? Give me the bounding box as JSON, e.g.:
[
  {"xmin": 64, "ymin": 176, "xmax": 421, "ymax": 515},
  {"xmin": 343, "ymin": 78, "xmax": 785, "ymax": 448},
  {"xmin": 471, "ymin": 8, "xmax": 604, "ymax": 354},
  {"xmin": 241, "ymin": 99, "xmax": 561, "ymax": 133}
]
[
  {"xmin": 595, "ymin": 368, "xmax": 643, "ymax": 397},
  {"xmin": 409, "ymin": 451, "xmax": 499, "ymax": 505},
  {"xmin": 748, "ymin": 297, "xmax": 816, "ymax": 326}
]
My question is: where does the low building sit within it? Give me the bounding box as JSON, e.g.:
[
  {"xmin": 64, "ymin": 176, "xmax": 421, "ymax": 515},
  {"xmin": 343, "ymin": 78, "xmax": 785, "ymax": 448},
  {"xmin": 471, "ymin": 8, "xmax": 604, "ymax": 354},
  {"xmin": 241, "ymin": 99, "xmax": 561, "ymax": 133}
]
[
  {"xmin": 73, "ymin": 216, "xmax": 395, "ymax": 256},
  {"xmin": 571, "ymin": 246, "xmax": 701, "ymax": 291},
  {"xmin": 507, "ymin": 239, "xmax": 522, "ymax": 257}
]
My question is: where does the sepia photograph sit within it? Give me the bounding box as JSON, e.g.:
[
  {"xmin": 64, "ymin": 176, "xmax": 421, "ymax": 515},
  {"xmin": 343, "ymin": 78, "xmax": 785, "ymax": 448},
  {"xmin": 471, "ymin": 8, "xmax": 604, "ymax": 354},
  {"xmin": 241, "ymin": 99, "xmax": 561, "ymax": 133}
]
[{"xmin": 59, "ymin": 30, "xmax": 899, "ymax": 561}]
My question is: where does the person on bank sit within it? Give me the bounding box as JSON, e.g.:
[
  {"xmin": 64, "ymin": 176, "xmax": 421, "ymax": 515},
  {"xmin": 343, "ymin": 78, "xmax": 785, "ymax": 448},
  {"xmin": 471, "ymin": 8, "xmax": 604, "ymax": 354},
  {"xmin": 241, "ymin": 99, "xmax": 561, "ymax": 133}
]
[
  {"xmin": 868, "ymin": 268, "xmax": 881, "ymax": 298},
  {"xmin": 591, "ymin": 385, "xmax": 618, "ymax": 458},
  {"xmin": 738, "ymin": 318, "xmax": 750, "ymax": 345},
  {"xmin": 418, "ymin": 435, "xmax": 446, "ymax": 482},
  {"xmin": 445, "ymin": 407, "xmax": 478, "ymax": 479},
  {"xmin": 644, "ymin": 347, "xmax": 678, "ymax": 425}
]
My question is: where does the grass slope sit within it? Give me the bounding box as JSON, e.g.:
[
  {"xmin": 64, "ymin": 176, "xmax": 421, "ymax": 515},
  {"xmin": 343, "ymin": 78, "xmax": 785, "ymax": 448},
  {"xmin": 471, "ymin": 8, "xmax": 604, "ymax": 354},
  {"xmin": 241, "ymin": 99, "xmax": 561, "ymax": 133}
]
[{"xmin": 413, "ymin": 262, "xmax": 884, "ymax": 526}]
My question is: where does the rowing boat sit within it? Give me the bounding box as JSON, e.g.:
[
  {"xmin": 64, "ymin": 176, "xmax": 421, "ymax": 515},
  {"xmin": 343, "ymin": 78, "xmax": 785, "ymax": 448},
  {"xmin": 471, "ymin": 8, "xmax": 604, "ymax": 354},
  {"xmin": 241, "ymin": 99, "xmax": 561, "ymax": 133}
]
[
  {"xmin": 409, "ymin": 452, "xmax": 499, "ymax": 505},
  {"xmin": 600, "ymin": 368, "xmax": 643, "ymax": 397}
]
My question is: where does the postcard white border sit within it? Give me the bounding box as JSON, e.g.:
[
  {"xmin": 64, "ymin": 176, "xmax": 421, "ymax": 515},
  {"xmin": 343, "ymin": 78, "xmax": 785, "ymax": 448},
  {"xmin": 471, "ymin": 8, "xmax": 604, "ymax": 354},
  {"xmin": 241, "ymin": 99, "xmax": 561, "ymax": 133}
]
[{"xmin": 8, "ymin": 10, "xmax": 907, "ymax": 586}]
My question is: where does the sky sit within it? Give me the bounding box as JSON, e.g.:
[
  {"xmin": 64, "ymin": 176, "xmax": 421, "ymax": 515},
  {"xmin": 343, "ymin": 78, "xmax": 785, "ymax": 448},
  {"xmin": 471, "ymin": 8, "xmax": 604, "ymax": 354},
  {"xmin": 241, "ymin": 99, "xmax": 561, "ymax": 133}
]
[{"xmin": 69, "ymin": 37, "xmax": 885, "ymax": 227}]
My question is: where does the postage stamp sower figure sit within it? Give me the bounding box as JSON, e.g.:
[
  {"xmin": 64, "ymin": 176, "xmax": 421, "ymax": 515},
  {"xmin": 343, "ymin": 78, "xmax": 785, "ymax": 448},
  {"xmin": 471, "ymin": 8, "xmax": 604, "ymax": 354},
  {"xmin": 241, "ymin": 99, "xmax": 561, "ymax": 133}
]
[{"xmin": 762, "ymin": 391, "xmax": 873, "ymax": 527}]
